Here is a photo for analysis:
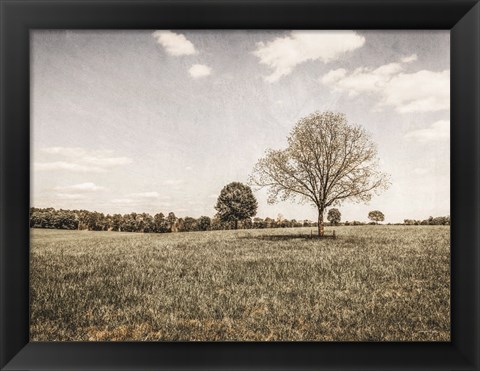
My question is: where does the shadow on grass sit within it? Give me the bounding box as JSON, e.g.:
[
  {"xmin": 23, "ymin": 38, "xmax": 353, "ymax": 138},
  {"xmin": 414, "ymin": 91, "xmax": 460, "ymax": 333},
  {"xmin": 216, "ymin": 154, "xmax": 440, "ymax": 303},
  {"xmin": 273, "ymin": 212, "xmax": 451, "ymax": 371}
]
[{"xmin": 239, "ymin": 234, "xmax": 337, "ymax": 241}]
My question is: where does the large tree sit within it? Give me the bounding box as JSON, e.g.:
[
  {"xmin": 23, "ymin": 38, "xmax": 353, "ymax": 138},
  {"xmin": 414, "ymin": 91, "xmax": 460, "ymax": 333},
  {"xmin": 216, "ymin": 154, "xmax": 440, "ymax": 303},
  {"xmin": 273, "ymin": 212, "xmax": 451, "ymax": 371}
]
[
  {"xmin": 250, "ymin": 111, "xmax": 389, "ymax": 236},
  {"xmin": 215, "ymin": 182, "xmax": 258, "ymax": 229}
]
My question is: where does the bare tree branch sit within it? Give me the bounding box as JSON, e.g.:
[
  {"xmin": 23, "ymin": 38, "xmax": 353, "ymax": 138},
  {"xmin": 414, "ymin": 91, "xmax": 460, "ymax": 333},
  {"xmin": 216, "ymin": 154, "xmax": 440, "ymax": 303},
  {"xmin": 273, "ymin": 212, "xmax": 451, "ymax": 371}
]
[{"xmin": 249, "ymin": 111, "xmax": 390, "ymax": 236}]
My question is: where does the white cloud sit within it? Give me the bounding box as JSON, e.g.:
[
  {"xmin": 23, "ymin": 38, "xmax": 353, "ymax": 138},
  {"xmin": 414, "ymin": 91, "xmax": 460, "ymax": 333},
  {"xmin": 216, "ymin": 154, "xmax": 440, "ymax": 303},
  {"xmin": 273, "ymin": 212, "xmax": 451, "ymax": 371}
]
[
  {"xmin": 188, "ymin": 64, "xmax": 212, "ymax": 79},
  {"xmin": 321, "ymin": 55, "xmax": 449, "ymax": 113},
  {"xmin": 111, "ymin": 198, "xmax": 135, "ymax": 204},
  {"xmin": 382, "ymin": 70, "xmax": 450, "ymax": 113},
  {"xmin": 43, "ymin": 147, "xmax": 132, "ymax": 166},
  {"xmin": 35, "ymin": 147, "xmax": 132, "ymax": 173},
  {"xmin": 401, "ymin": 54, "xmax": 418, "ymax": 63},
  {"xmin": 54, "ymin": 182, "xmax": 105, "ymax": 192},
  {"xmin": 253, "ymin": 30, "xmax": 365, "ymax": 82},
  {"xmin": 404, "ymin": 120, "xmax": 450, "ymax": 142},
  {"xmin": 152, "ymin": 30, "xmax": 197, "ymax": 56},
  {"xmin": 321, "ymin": 63, "xmax": 404, "ymax": 97},
  {"xmin": 82, "ymin": 156, "xmax": 131, "ymax": 167},
  {"xmin": 321, "ymin": 68, "xmax": 347, "ymax": 86},
  {"xmin": 34, "ymin": 161, "xmax": 104, "ymax": 173}
]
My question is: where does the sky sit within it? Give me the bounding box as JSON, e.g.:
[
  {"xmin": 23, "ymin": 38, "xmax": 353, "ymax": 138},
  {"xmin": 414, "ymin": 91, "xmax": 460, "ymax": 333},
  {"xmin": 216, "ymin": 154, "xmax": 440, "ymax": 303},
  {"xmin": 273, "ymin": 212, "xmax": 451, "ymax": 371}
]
[{"xmin": 31, "ymin": 30, "xmax": 450, "ymax": 223}]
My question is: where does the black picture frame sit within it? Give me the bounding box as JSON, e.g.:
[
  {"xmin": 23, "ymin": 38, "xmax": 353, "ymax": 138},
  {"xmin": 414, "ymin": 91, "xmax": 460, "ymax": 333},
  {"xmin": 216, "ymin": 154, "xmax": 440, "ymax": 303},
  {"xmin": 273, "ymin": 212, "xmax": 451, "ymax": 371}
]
[{"xmin": 1, "ymin": 0, "xmax": 479, "ymax": 370}]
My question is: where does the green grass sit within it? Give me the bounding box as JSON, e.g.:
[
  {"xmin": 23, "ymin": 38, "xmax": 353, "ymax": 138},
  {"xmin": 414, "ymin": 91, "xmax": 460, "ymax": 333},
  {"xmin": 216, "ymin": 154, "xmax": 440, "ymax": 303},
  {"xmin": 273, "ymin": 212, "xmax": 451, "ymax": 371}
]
[{"xmin": 30, "ymin": 226, "xmax": 450, "ymax": 341}]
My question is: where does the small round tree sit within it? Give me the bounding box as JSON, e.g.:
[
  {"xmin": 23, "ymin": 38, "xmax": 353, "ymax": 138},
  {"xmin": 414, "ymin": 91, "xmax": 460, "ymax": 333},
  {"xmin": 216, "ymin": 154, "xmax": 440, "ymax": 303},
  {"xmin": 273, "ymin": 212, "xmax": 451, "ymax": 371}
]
[
  {"xmin": 327, "ymin": 208, "xmax": 341, "ymax": 226},
  {"xmin": 215, "ymin": 182, "xmax": 258, "ymax": 229},
  {"xmin": 368, "ymin": 210, "xmax": 385, "ymax": 224}
]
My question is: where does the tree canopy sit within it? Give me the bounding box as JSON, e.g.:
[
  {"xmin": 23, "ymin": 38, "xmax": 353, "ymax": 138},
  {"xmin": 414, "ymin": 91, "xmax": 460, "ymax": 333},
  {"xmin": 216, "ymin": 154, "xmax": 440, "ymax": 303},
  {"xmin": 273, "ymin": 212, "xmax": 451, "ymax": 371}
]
[
  {"xmin": 368, "ymin": 210, "xmax": 385, "ymax": 224},
  {"xmin": 215, "ymin": 182, "xmax": 258, "ymax": 229},
  {"xmin": 327, "ymin": 208, "xmax": 341, "ymax": 225}
]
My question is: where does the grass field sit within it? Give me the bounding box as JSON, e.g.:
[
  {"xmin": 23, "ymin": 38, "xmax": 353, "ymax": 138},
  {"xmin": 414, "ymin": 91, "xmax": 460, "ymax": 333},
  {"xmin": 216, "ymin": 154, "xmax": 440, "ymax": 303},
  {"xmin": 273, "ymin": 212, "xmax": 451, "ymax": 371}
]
[{"xmin": 30, "ymin": 226, "xmax": 450, "ymax": 341}]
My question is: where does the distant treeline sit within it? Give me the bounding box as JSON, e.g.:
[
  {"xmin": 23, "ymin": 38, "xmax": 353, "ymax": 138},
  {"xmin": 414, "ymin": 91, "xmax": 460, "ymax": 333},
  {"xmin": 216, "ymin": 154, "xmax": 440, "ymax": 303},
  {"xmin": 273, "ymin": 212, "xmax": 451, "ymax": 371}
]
[
  {"xmin": 403, "ymin": 216, "xmax": 450, "ymax": 225},
  {"xmin": 341, "ymin": 216, "xmax": 450, "ymax": 226},
  {"xmin": 29, "ymin": 208, "xmax": 317, "ymax": 233},
  {"xmin": 29, "ymin": 208, "xmax": 450, "ymax": 233}
]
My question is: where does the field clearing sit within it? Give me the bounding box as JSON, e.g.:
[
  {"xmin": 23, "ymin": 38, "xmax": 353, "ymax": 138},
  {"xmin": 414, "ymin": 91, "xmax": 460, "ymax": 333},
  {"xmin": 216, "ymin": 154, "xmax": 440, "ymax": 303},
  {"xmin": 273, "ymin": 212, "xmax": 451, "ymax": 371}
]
[{"xmin": 30, "ymin": 226, "xmax": 450, "ymax": 341}]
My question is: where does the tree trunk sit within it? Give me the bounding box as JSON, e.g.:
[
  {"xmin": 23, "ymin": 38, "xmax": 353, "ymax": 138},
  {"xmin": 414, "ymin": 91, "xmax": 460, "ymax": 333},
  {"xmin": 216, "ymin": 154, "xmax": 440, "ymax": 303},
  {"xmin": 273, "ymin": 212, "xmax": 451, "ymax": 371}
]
[
  {"xmin": 318, "ymin": 209, "xmax": 324, "ymax": 236},
  {"xmin": 235, "ymin": 220, "xmax": 238, "ymax": 230}
]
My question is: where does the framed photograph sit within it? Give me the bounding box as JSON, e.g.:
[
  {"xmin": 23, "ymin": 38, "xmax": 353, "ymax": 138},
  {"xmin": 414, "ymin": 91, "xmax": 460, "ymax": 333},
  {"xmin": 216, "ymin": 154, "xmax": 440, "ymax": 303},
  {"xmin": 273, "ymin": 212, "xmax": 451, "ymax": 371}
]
[{"xmin": 1, "ymin": 0, "xmax": 479, "ymax": 370}]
